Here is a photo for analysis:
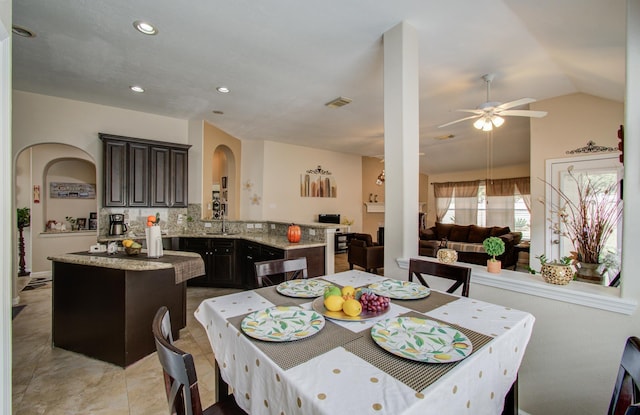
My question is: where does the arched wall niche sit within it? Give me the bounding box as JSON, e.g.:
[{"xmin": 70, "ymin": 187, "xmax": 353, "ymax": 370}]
[
  {"xmin": 14, "ymin": 143, "xmax": 97, "ymax": 274},
  {"xmin": 212, "ymin": 145, "xmax": 236, "ymax": 220}
]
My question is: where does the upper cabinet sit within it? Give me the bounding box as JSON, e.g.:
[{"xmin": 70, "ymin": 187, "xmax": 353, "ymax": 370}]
[{"xmin": 100, "ymin": 133, "xmax": 190, "ymax": 207}]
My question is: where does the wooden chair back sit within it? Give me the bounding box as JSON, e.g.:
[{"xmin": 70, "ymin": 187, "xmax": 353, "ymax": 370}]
[
  {"xmin": 609, "ymin": 337, "xmax": 640, "ymax": 415},
  {"xmin": 254, "ymin": 257, "xmax": 308, "ymax": 288},
  {"xmin": 408, "ymin": 258, "xmax": 471, "ymax": 297},
  {"xmin": 152, "ymin": 307, "xmax": 245, "ymax": 415}
]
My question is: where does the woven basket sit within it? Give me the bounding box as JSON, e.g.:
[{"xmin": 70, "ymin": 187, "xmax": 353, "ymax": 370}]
[
  {"xmin": 125, "ymin": 246, "xmax": 142, "ymax": 256},
  {"xmin": 541, "ymin": 263, "xmax": 574, "ymax": 285},
  {"xmin": 437, "ymin": 249, "xmax": 457, "ymax": 264}
]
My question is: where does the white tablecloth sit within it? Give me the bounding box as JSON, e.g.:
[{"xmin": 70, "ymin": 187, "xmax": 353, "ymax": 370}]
[{"xmin": 195, "ymin": 270, "xmax": 535, "ymax": 415}]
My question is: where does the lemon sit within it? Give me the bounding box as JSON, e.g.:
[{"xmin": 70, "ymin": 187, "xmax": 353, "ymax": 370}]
[
  {"xmin": 341, "ymin": 286, "xmax": 355, "ymax": 298},
  {"xmin": 324, "ymin": 295, "xmax": 345, "ymax": 312},
  {"xmin": 122, "ymin": 239, "xmax": 133, "ymax": 248},
  {"xmin": 342, "ymin": 299, "xmax": 362, "ymax": 317}
]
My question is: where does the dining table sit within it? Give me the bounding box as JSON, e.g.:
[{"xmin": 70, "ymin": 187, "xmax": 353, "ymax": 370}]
[{"xmin": 195, "ymin": 269, "xmax": 535, "ymax": 415}]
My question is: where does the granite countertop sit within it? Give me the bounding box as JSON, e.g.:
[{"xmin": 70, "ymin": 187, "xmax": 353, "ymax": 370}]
[
  {"xmin": 97, "ymin": 233, "xmax": 327, "ymax": 250},
  {"xmin": 47, "ymin": 250, "xmax": 203, "ymax": 272}
]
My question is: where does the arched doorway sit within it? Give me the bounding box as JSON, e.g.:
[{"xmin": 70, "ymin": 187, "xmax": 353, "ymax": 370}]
[{"xmin": 15, "ymin": 144, "xmax": 97, "ymax": 276}]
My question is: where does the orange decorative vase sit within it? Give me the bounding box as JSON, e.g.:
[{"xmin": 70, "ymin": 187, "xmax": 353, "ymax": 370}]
[
  {"xmin": 487, "ymin": 259, "xmax": 501, "ymax": 274},
  {"xmin": 287, "ymin": 224, "xmax": 301, "ymax": 243}
]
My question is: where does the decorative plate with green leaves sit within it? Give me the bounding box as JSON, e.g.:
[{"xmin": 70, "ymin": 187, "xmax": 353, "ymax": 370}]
[
  {"xmin": 241, "ymin": 306, "xmax": 325, "ymax": 342},
  {"xmin": 371, "ymin": 317, "xmax": 472, "ymax": 363},
  {"xmin": 367, "ymin": 279, "xmax": 431, "ymax": 300},
  {"xmin": 276, "ymin": 279, "xmax": 333, "ymax": 298}
]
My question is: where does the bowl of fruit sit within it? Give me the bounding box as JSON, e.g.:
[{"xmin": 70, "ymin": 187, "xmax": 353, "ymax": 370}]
[
  {"xmin": 122, "ymin": 239, "xmax": 142, "ymax": 256},
  {"xmin": 312, "ymin": 285, "xmax": 390, "ymax": 321}
]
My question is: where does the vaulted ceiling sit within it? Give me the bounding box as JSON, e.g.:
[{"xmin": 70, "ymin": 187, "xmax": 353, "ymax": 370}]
[{"xmin": 12, "ymin": 0, "xmax": 626, "ymax": 175}]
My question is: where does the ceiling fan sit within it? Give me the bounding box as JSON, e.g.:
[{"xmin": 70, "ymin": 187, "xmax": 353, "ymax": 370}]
[{"xmin": 438, "ymin": 74, "xmax": 548, "ymax": 131}]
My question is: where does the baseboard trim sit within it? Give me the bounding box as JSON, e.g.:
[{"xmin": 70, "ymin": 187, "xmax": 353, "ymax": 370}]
[{"xmin": 29, "ymin": 270, "xmax": 52, "ymax": 279}]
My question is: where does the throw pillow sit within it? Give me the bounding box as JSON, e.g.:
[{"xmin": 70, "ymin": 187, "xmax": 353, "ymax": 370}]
[
  {"xmin": 449, "ymin": 225, "xmax": 471, "ymax": 242},
  {"xmin": 468, "ymin": 225, "xmax": 491, "ymax": 243},
  {"xmin": 435, "ymin": 222, "xmax": 454, "ymax": 240},
  {"xmin": 490, "ymin": 226, "xmax": 511, "ymax": 237}
]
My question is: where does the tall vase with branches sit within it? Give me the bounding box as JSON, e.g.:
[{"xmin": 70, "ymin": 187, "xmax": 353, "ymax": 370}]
[
  {"xmin": 17, "ymin": 207, "xmax": 31, "ymax": 277},
  {"xmin": 542, "ymin": 166, "xmax": 622, "ymax": 283}
]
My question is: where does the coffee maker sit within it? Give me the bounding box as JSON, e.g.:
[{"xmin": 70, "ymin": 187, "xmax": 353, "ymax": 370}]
[{"xmin": 109, "ymin": 214, "xmax": 128, "ymax": 236}]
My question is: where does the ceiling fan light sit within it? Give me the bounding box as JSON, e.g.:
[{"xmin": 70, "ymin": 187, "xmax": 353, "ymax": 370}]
[
  {"xmin": 491, "ymin": 115, "xmax": 505, "ymax": 127},
  {"xmin": 482, "ymin": 121, "xmax": 493, "ymax": 131},
  {"xmin": 473, "ymin": 118, "xmax": 486, "ymax": 130}
]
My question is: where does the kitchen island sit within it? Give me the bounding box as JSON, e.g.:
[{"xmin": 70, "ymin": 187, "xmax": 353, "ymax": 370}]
[{"xmin": 48, "ymin": 250, "xmax": 204, "ymax": 367}]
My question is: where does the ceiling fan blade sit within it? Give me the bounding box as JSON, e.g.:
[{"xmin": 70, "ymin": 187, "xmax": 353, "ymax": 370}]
[
  {"xmin": 438, "ymin": 114, "xmax": 481, "ymax": 128},
  {"xmin": 496, "ymin": 98, "xmax": 536, "ymax": 111},
  {"xmin": 456, "ymin": 109, "xmax": 485, "ymax": 115},
  {"xmin": 499, "ymin": 109, "xmax": 548, "ymax": 118}
]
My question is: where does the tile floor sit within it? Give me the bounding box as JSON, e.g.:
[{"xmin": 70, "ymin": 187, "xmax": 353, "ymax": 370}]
[{"xmin": 12, "ymin": 254, "xmax": 352, "ymax": 414}]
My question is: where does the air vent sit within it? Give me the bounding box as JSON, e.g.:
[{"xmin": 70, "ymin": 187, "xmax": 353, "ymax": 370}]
[
  {"xmin": 325, "ymin": 96, "xmax": 352, "ymax": 109},
  {"xmin": 433, "ymin": 134, "xmax": 455, "ymax": 140}
]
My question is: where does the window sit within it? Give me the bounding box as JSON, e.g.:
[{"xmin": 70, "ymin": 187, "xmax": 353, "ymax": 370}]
[{"xmin": 440, "ymin": 181, "xmax": 531, "ymax": 240}]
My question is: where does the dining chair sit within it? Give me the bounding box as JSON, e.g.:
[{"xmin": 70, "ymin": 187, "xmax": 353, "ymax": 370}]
[
  {"xmin": 408, "ymin": 258, "xmax": 471, "ymax": 297},
  {"xmin": 253, "ymin": 257, "xmax": 308, "ymax": 288},
  {"xmin": 608, "ymin": 336, "xmax": 640, "ymax": 415},
  {"xmin": 152, "ymin": 307, "xmax": 246, "ymax": 415},
  {"xmin": 626, "ymin": 404, "xmax": 640, "ymax": 415}
]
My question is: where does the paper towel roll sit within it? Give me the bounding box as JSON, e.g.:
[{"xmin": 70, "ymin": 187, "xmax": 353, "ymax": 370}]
[{"xmin": 146, "ymin": 226, "xmax": 163, "ymax": 258}]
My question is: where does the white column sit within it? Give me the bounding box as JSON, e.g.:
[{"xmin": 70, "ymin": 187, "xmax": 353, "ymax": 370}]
[
  {"xmin": 0, "ymin": 7, "xmax": 12, "ymax": 415},
  {"xmin": 622, "ymin": 0, "xmax": 640, "ymax": 298},
  {"xmin": 382, "ymin": 22, "xmax": 420, "ymax": 279}
]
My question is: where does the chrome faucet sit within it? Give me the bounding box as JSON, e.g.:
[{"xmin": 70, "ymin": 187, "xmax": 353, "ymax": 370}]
[{"xmin": 221, "ymin": 213, "xmax": 228, "ymax": 234}]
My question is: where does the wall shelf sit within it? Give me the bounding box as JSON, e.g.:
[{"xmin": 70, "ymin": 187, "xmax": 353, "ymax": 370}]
[{"xmin": 364, "ymin": 202, "xmax": 384, "ymax": 213}]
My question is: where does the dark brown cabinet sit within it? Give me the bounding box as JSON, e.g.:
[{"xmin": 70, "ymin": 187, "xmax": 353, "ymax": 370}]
[
  {"xmin": 180, "ymin": 238, "xmax": 239, "ymax": 288},
  {"xmin": 150, "ymin": 146, "xmax": 170, "ymax": 207},
  {"xmin": 100, "ymin": 133, "xmax": 190, "ymax": 207},
  {"xmin": 128, "ymin": 142, "xmax": 150, "ymax": 207},
  {"xmin": 103, "ymin": 140, "xmax": 127, "ymax": 207},
  {"xmin": 170, "ymin": 148, "xmax": 188, "ymax": 207},
  {"xmin": 237, "ymin": 240, "xmax": 326, "ymax": 289}
]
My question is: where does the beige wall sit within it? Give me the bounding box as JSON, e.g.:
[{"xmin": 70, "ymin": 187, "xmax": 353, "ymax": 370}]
[
  {"xmin": 529, "ymin": 93, "xmax": 624, "ymax": 269},
  {"xmin": 360, "ymin": 156, "xmax": 428, "ymax": 240},
  {"xmin": 361, "ymin": 156, "xmax": 385, "ymax": 239},
  {"xmin": 202, "ymin": 121, "xmax": 242, "ymax": 220},
  {"xmin": 261, "ymin": 141, "xmax": 362, "ymax": 226}
]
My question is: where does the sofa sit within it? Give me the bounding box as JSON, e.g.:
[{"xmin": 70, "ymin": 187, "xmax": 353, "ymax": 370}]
[
  {"xmin": 419, "ymin": 223, "xmax": 522, "ymax": 269},
  {"xmin": 348, "ymin": 233, "xmax": 384, "ymax": 274}
]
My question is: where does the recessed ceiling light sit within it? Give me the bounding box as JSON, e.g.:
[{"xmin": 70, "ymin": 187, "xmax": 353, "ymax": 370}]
[
  {"xmin": 12, "ymin": 25, "xmax": 36, "ymax": 38},
  {"xmin": 216, "ymin": 87, "xmax": 230, "ymax": 94},
  {"xmin": 130, "ymin": 85, "xmax": 145, "ymax": 93},
  {"xmin": 212, "ymin": 110, "xmax": 224, "ymax": 115},
  {"xmin": 133, "ymin": 20, "xmax": 158, "ymax": 35}
]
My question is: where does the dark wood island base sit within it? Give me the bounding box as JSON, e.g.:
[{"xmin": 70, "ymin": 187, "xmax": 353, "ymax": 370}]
[{"xmin": 49, "ymin": 251, "xmax": 204, "ymax": 367}]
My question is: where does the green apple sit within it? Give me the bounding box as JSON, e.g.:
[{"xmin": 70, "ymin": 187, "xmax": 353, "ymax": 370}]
[{"xmin": 323, "ymin": 285, "xmax": 341, "ymax": 299}]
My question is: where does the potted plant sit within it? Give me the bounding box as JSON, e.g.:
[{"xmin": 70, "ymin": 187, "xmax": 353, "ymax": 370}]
[
  {"xmin": 529, "ymin": 254, "xmax": 575, "ymax": 285},
  {"xmin": 483, "ymin": 236, "xmax": 505, "ymax": 273},
  {"xmin": 542, "ymin": 166, "xmax": 622, "ymax": 284}
]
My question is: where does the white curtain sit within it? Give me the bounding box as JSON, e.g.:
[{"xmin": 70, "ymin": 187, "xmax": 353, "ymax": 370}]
[
  {"xmin": 486, "ymin": 195, "xmax": 515, "ymax": 227},
  {"xmin": 433, "ymin": 182, "xmax": 455, "ymax": 222},
  {"xmin": 514, "ymin": 177, "xmax": 531, "ymax": 213},
  {"xmin": 454, "ymin": 181, "xmax": 480, "ymax": 225}
]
